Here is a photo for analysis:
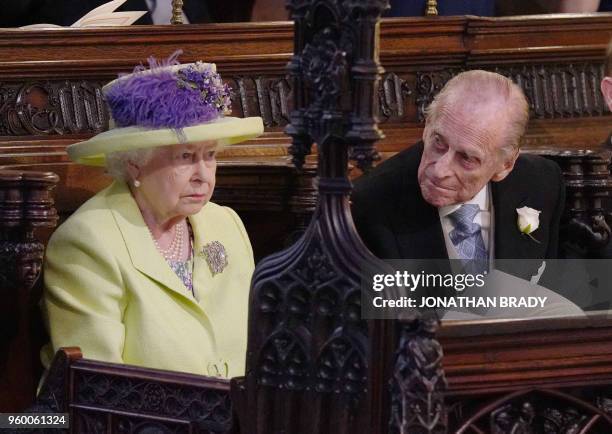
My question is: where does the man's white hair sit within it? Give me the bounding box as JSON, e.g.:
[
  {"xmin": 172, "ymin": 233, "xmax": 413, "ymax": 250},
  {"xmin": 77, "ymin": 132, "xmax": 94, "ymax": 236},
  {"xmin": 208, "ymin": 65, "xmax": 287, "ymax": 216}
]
[{"xmin": 425, "ymin": 70, "xmax": 530, "ymax": 153}]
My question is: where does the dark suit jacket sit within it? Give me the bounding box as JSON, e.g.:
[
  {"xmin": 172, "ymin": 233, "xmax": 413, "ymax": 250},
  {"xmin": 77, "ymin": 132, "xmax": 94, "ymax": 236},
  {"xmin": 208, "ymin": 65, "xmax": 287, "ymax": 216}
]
[
  {"xmin": 351, "ymin": 142, "xmax": 565, "ymax": 280},
  {"xmin": 1, "ymin": 0, "xmax": 211, "ymax": 27}
]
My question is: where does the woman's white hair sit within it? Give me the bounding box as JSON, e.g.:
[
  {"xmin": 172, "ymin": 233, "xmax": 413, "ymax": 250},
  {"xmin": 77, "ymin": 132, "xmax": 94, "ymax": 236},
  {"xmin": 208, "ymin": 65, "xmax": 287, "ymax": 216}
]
[{"xmin": 105, "ymin": 147, "xmax": 155, "ymax": 181}]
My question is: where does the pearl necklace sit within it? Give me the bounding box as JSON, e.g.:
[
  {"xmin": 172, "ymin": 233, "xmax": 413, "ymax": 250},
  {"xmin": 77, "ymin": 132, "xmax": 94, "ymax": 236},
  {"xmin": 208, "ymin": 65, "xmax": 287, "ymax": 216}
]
[{"xmin": 149, "ymin": 221, "xmax": 185, "ymax": 262}]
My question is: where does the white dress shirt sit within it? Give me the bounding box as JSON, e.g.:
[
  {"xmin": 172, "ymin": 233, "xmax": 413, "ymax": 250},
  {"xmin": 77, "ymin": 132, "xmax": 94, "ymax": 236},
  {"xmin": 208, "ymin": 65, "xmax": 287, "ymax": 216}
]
[{"xmin": 438, "ymin": 183, "xmax": 494, "ymax": 263}]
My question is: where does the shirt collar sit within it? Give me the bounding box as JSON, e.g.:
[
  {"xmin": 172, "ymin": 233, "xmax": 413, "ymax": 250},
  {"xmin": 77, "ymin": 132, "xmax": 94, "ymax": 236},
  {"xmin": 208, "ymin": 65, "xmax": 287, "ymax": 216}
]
[{"xmin": 439, "ymin": 183, "xmax": 489, "ymax": 218}]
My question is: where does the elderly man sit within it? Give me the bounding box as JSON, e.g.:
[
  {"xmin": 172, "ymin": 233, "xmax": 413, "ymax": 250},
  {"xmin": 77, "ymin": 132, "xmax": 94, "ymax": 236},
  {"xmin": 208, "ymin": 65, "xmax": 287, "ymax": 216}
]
[{"xmin": 352, "ymin": 70, "xmax": 565, "ymax": 278}]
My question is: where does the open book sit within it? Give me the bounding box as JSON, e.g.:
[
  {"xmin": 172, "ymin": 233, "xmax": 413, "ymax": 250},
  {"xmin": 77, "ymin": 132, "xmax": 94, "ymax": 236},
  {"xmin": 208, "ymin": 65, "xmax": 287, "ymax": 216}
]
[{"xmin": 19, "ymin": 0, "xmax": 147, "ymax": 29}]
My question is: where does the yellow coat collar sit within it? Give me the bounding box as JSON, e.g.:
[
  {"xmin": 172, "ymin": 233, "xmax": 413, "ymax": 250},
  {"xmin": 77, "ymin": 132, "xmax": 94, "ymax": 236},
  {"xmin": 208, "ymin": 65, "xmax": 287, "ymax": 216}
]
[{"xmin": 104, "ymin": 181, "xmax": 217, "ymax": 313}]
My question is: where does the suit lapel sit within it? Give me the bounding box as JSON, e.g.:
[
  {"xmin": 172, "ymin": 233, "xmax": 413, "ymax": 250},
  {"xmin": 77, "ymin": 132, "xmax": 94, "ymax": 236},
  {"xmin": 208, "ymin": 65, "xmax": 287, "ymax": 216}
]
[
  {"xmin": 493, "ymin": 177, "xmax": 543, "ymax": 281},
  {"xmin": 393, "ymin": 200, "xmax": 447, "ymax": 259},
  {"xmin": 492, "ymin": 175, "xmax": 533, "ymax": 260},
  {"xmin": 106, "ymin": 181, "xmax": 201, "ymax": 308},
  {"xmin": 491, "ymin": 166, "xmax": 551, "ymax": 284}
]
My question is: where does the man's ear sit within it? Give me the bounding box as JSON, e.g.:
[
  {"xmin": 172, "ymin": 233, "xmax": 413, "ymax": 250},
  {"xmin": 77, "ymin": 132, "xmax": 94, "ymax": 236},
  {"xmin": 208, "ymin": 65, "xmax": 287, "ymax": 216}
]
[
  {"xmin": 491, "ymin": 147, "xmax": 519, "ymax": 182},
  {"xmin": 601, "ymin": 77, "xmax": 612, "ymax": 112}
]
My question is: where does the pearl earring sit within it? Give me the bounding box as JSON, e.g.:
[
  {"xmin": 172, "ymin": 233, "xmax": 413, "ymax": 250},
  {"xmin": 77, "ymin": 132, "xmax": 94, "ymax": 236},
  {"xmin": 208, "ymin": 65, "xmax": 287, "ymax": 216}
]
[{"xmin": 134, "ymin": 179, "xmax": 141, "ymax": 188}]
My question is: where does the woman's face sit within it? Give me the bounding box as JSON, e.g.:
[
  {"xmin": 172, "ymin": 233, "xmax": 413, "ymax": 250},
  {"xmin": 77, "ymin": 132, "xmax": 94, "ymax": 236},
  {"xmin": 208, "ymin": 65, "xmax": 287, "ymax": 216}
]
[{"xmin": 132, "ymin": 141, "xmax": 217, "ymax": 222}]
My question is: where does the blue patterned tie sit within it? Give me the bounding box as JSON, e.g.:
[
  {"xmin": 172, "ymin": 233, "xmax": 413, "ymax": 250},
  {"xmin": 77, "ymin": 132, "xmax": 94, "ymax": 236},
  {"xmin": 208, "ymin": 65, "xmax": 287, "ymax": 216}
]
[{"xmin": 448, "ymin": 204, "xmax": 488, "ymax": 274}]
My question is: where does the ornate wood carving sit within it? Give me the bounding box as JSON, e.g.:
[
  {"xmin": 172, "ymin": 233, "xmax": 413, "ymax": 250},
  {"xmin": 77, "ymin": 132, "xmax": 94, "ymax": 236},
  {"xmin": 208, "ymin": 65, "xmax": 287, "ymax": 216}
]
[
  {"xmin": 0, "ymin": 81, "xmax": 108, "ymax": 136},
  {"xmin": 543, "ymin": 151, "xmax": 612, "ymax": 255},
  {"xmin": 0, "ymin": 15, "xmax": 609, "ymax": 156},
  {"xmin": 5, "ymin": 63, "xmax": 608, "ymax": 140},
  {"xmin": 32, "ymin": 348, "xmax": 233, "ymax": 434},
  {"xmin": 227, "ymin": 76, "xmax": 293, "ymax": 127},
  {"xmin": 0, "ymin": 170, "xmax": 58, "ymax": 412},
  {"xmin": 391, "ymin": 317, "xmax": 447, "ymax": 434},
  {"xmin": 378, "ymin": 72, "xmax": 413, "ymax": 123},
  {"xmin": 451, "ymin": 389, "xmax": 612, "ymax": 433},
  {"xmin": 237, "ymin": 0, "xmax": 439, "ymax": 433},
  {"xmin": 415, "ymin": 63, "xmax": 610, "ymax": 123},
  {"xmin": 437, "ymin": 317, "xmax": 612, "ymax": 432},
  {"xmin": 0, "ymin": 170, "xmax": 58, "ymax": 282},
  {"xmin": 34, "ymin": 347, "xmax": 82, "ymax": 414},
  {"xmin": 0, "ymin": 72, "xmax": 413, "ymax": 136}
]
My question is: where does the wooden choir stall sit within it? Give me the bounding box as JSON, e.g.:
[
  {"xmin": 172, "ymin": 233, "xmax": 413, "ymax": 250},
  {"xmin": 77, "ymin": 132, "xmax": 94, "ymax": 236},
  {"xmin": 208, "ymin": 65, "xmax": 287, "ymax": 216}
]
[{"xmin": 0, "ymin": 1, "xmax": 611, "ymax": 432}]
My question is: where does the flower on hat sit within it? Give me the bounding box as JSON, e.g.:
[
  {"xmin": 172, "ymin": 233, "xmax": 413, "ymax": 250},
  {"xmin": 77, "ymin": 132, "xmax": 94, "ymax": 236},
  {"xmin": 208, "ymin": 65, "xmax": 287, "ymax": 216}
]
[
  {"xmin": 177, "ymin": 62, "xmax": 231, "ymax": 116},
  {"xmin": 104, "ymin": 50, "xmax": 231, "ymax": 131}
]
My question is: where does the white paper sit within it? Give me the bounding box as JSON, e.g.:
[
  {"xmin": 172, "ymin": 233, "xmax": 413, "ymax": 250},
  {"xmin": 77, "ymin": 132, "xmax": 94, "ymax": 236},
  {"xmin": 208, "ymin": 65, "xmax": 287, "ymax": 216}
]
[
  {"xmin": 19, "ymin": 0, "xmax": 147, "ymax": 29},
  {"xmin": 73, "ymin": 11, "xmax": 148, "ymax": 27},
  {"xmin": 72, "ymin": 0, "xmax": 131, "ymax": 24},
  {"xmin": 442, "ymin": 269, "xmax": 585, "ymax": 321}
]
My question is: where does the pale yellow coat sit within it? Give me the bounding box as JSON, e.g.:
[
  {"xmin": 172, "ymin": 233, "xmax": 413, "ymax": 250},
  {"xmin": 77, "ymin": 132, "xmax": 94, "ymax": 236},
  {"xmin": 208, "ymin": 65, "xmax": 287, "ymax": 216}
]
[{"xmin": 41, "ymin": 181, "xmax": 254, "ymax": 378}]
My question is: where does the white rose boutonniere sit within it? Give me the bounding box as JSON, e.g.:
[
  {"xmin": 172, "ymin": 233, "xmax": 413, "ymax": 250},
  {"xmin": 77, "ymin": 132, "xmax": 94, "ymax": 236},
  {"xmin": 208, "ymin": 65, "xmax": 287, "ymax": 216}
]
[{"xmin": 516, "ymin": 206, "xmax": 541, "ymax": 243}]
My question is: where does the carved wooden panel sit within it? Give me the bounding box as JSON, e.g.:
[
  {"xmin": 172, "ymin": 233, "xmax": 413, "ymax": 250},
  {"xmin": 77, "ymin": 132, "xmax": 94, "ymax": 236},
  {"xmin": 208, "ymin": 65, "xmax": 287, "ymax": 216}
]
[
  {"xmin": 439, "ymin": 317, "xmax": 612, "ymax": 433},
  {"xmin": 71, "ymin": 365, "xmax": 232, "ymax": 434},
  {"xmin": 0, "ymin": 81, "xmax": 108, "ymax": 136},
  {"xmin": 449, "ymin": 388, "xmax": 612, "ymax": 433},
  {"xmin": 227, "ymin": 76, "xmax": 293, "ymax": 127},
  {"xmin": 390, "ymin": 318, "xmax": 447, "ymax": 434},
  {"xmin": 238, "ymin": 1, "xmax": 423, "ymax": 433},
  {"xmin": 2, "ymin": 64, "xmax": 607, "ymax": 138},
  {"xmin": 0, "ymin": 71, "xmax": 409, "ymax": 136},
  {"xmin": 378, "ymin": 72, "xmax": 414, "ymax": 123},
  {"xmin": 544, "ymin": 151, "xmax": 612, "ymax": 255},
  {"xmin": 33, "ymin": 349, "xmax": 234, "ymax": 434},
  {"xmin": 415, "ymin": 63, "xmax": 610, "ymax": 123},
  {"xmin": 0, "ymin": 170, "xmax": 58, "ymax": 412}
]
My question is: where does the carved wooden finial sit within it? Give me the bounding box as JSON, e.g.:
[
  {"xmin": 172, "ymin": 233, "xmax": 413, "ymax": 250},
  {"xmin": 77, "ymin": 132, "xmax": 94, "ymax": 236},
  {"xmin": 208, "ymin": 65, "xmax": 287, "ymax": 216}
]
[
  {"xmin": 425, "ymin": 0, "xmax": 438, "ymax": 16},
  {"xmin": 171, "ymin": 0, "xmax": 184, "ymax": 24}
]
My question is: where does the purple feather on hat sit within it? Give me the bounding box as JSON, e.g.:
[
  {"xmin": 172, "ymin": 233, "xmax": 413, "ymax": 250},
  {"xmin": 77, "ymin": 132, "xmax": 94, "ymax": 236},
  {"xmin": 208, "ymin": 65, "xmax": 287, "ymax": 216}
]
[{"xmin": 104, "ymin": 50, "xmax": 231, "ymax": 131}]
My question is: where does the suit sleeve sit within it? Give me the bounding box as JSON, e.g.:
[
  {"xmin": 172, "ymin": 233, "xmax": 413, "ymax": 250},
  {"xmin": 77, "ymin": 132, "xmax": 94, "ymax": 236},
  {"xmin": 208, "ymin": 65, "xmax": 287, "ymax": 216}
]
[
  {"xmin": 43, "ymin": 218, "xmax": 127, "ymax": 364},
  {"xmin": 351, "ymin": 179, "xmax": 398, "ymax": 259},
  {"xmin": 546, "ymin": 161, "xmax": 565, "ymax": 259}
]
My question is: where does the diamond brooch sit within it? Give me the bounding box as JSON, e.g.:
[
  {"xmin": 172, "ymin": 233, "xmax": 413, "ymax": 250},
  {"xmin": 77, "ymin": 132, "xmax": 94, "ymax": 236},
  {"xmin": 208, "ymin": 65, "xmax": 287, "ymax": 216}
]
[{"xmin": 200, "ymin": 241, "xmax": 228, "ymax": 275}]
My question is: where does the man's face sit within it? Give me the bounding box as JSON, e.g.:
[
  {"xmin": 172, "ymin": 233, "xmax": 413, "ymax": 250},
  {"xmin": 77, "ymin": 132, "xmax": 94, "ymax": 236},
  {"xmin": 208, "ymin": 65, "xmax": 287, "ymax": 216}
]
[{"xmin": 417, "ymin": 102, "xmax": 517, "ymax": 208}]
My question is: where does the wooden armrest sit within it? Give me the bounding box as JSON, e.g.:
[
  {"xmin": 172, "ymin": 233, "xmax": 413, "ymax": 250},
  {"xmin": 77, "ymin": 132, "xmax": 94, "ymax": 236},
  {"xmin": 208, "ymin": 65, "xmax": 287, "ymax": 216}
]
[{"xmin": 36, "ymin": 348, "xmax": 236, "ymax": 434}]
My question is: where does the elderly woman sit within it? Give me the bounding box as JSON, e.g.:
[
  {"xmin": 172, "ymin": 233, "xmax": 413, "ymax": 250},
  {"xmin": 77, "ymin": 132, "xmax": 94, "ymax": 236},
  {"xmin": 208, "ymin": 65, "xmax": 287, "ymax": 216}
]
[{"xmin": 40, "ymin": 54, "xmax": 263, "ymax": 378}]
